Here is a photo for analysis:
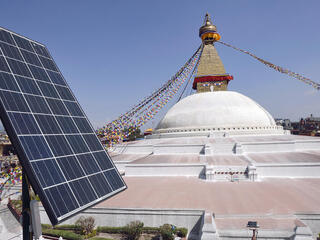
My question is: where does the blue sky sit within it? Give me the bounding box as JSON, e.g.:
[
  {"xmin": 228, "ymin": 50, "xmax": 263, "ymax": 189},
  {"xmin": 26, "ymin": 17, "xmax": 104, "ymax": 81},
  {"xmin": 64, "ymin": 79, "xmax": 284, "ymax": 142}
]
[{"xmin": 1, "ymin": 0, "xmax": 320, "ymax": 128}]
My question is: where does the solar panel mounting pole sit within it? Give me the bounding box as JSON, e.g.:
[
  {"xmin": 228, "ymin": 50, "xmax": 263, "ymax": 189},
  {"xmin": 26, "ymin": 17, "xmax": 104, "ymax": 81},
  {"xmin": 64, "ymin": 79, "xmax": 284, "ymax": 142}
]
[{"xmin": 22, "ymin": 169, "xmax": 32, "ymax": 240}]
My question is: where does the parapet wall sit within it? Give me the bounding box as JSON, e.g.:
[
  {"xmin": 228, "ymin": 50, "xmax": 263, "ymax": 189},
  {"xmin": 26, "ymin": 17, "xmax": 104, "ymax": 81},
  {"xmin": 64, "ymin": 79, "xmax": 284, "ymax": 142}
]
[
  {"xmin": 39, "ymin": 206, "xmax": 320, "ymax": 240},
  {"xmin": 40, "ymin": 207, "xmax": 204, "ymax": 240},
  {"xmin": 111, "ymin": 134, "xmax": 320, "ymax": 180},
  {"xmin": 125, "ymin": 163, "xmax": 205, "ymax": 177}
]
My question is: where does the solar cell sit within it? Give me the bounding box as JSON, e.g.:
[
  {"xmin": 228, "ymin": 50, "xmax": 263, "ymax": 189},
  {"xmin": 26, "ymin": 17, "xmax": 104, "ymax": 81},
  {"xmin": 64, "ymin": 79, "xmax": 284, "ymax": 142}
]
[
  {"xmin": 15, "ymin": 75, "xmax": 42, "ymax": 95},
  {"xmin": 56, "ymin": 116, "xmax": 79, "ymax": 134},
  {"xmin": 0, "ymin": 42, "xmax": 23, "ymax": 60},
  {"xmin": 0, "ymin": 56, "xmax": 11, "ymax": 72},
  {"xmin": 37, "ymin": 81, "xmax": 60, "ymax": 98},
  {"xmin": 21, "ymin": 49, "xmax": 42, "ymax": 66},
  {"xmin": 47, "ymin": 70, "xmax": 66, "ymax": 85},
  {"xmin": 0, "ymin": 27, "xmax": 126, "ymax": 225},
  {"xmin": 7, "ymin": 58, "xmax": 32, "ymax": 77},
  {"xmin": 55, "ymin": 85, "xmax": 75, "ymax": 101},
  {"xmin": 73, "ymin": 117, "xmax": 92, "ymax": 133},
  {"xmin": 0, "ymin": 29, "xmax": 15, "ymax": 44},
  {"xmin": 0, "ymin": 72, "xmax": 20, "ymax": 91},
  {"xmin": 28, "ymin": 64, "xmax": 50, "ymax": 81}
]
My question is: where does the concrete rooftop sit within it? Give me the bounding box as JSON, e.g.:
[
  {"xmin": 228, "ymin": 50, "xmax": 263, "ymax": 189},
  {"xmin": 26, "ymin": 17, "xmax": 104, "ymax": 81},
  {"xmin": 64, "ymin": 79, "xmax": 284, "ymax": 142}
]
[{"xmin": 97, "ymin": 177, "xmax": 320, "ymax": 216}]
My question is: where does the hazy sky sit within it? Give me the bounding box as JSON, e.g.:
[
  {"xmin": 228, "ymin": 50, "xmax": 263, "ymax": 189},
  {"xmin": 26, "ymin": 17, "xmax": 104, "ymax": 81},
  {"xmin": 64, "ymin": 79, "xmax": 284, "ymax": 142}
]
[{"xmin": 1, "ymin": 0, "xmax": 319, "ymax": 128}]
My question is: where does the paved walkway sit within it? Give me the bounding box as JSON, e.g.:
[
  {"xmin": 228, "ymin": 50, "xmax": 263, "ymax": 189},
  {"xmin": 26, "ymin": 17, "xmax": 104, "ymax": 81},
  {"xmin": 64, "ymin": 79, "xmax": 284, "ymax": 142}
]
[{"xmin": 0, "ymin": 204, "xmax": 22, "ymax": 239}]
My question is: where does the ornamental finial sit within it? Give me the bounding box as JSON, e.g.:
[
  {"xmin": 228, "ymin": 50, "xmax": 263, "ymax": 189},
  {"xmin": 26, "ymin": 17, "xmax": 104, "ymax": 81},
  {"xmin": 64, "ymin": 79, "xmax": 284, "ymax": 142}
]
[{"xmin": 199, "ymin": 13, "xmax": 221, "ymax": 43}]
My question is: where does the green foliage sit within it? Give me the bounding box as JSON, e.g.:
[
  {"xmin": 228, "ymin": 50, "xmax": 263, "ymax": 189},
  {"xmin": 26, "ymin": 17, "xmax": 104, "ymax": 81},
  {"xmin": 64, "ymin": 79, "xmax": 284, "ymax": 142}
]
[
  {"xmin": 85, "ymin": 229, "xmax": 97, "ymax": 239},
  {"xmin": 41, "ymin": 224, "xmax": 52, "ymax": 229},
  {"xmin": 29, "ymin": 190, "xmax": 40, "ymax": 201},
  {"xmin": 97, "ymin": 226, "xmax": 124, "ymax": 234},
  {"xmin": 88, "ymin": 237, "xmax": 113, "ymax": 240},
  {"xmin": 41, "ymin": 222, "xmax": 187, "ymax": 240},
  {"xmin": 10, "ymin": 199, "xmax": 22, "ymax": 210},
  {"xmin": 97, "ymin": 225, "xmax": 160, "ymax": 234},
  {"xmin": 176, "ymin": 228, "xmax": 188, "ymax": 237},
  {"xmin": 41, "ymin": 223, "xmax": 98, "ymax": 239},
  {"xmin": 96, "ymin": 224, "xmax": 186, "ymax": 237},
  {"xmin": 171, "ymin": 225, "xmax": 177, "ymax": 234},
  {"xmin": 75, "ymin": 216, "xmax": 96, "ymax": 235},
  {"xmin": 159, "ymin": 224, "xmax": 174, "ymax": 240},
  {"xmin": 42, "ymin": 228, "xmax": 84, "ymax": 240},
  {"xmin": 142, "ymin": 226, "xmax": 160, "ymax": 234},
  {"xmin": 124, "ymin": 221, "xmax": 144, "ymax": 240},
  {"xmin": 55, "ymin": 224, "xmax": 81, "ymax": 231}
]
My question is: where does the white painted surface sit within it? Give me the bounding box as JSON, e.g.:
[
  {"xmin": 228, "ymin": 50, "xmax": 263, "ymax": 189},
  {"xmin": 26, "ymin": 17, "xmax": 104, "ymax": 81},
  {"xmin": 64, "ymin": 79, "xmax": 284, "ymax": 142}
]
[
  {"xmin": 40, "ymin": 207, "xmax": 204, "ymax": 239},
  {"xmin": 153, "ymin": 144, "xmax": 204, "ymax": 154},
  {"xmin": 103, "ymin": 88, "xmax": 320, "ymax": 240},
  {"xmin": 256, "ymin": 164, "xmax": 320, "ymax": 178},
  {"xmin": 156, "ymin": 91, "xmax": 279, "ymax": 134},
  {"xmin": 125, "ymin": 164, "xmax": 205, "ymax": 177},
  {"xmin": 296, "ymin": 213, "xmax": 320, "ymax": 239},
  {"xmin": 38, "ymin": 206, "xmax": 320, "ymax": 240}
]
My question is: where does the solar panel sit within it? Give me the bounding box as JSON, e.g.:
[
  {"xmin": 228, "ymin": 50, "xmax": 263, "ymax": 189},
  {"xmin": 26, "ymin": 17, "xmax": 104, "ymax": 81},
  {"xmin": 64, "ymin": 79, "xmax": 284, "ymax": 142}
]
[{"xmin": 0, "ymin": 27, "xmax": 126, "ymax": 225}]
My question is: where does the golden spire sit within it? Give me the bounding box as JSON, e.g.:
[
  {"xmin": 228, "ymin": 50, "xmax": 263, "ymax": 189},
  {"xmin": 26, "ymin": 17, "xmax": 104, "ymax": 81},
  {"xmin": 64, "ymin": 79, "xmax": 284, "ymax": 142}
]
[
  {"xmin": 192, "ymin": 13, "xmax": 233, "ymax": 92},
  {"xmin": 199, "ymin": 13, "xmax": 221, "ymax": 44}
]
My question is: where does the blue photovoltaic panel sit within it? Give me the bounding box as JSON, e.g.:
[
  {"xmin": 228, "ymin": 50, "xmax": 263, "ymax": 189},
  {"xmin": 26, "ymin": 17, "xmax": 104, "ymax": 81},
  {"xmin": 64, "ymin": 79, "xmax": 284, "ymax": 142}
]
[{"xmin": 0, "ymin": 27, "xmax": 126, "ymax": 225}]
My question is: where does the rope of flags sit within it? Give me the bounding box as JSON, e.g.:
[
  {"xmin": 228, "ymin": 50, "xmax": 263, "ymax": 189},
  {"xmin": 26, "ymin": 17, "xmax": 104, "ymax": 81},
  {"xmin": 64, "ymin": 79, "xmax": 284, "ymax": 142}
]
[
  {"xmin": 217, "ymin": 41, "xmax": 320, "ymax": 90},
  {"xmin": 96, "ymin": 40, "xmax": 319, "ymax": 147},
  {"xmin": 0, "ymin": 166, "xmax": 22, "ymax": 201},
  {"xmin": 97, "ymin": 44, "xmax": 203, "ymax": 146}
]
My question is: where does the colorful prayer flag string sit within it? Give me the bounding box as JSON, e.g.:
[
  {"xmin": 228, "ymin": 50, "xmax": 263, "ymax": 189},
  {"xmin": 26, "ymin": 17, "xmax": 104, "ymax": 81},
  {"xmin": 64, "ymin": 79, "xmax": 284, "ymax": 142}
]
[
  {"xmin": 217, "ymin": 41, "xmax": 320, "ymax": 90},
  {"xmin": 97, "ymin": 44, "xmax": 203, "ymax": 146}
]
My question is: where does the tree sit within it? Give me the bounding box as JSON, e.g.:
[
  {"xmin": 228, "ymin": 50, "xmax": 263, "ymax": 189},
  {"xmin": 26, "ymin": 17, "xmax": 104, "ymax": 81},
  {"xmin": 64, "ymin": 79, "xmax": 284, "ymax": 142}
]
[
  {"xmin": 160, "ymin": 224, "xmax": 175, "ymax": 240},
  {"xmin": 124, "ymin": 221, "xmax": 144, "ymax": 240},
  {"xmin": 75, "ymin": 216, "xmax": 95, "ymax": 235}
]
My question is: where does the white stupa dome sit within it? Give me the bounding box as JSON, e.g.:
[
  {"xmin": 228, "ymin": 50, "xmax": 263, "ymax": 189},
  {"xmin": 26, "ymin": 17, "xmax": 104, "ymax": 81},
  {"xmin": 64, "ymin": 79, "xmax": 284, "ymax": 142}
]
[{"xmin": 155, "ymin": 91, "xmax": 284, "ymax": 135}]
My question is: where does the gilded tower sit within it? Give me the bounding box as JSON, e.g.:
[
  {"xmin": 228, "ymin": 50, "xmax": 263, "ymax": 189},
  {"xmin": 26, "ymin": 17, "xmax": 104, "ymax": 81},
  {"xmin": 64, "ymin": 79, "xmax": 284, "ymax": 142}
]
[{"xmin": 193, "ymin": 13, "xmax": 233, "ymax": 92}]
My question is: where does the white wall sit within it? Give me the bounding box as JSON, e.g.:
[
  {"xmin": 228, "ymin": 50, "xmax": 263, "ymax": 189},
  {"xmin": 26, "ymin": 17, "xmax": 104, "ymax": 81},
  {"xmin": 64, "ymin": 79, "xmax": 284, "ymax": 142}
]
[
  {"xmin": 40, "ymin": 207, "xmax": 204, "ymax": 239},
  {"xmin": 256, "ymin": 164, "xmax": 320, "ymax": 178},
  {"xmin": 125, "ymin": 164, "xmax": 205, "ymax": 177}
]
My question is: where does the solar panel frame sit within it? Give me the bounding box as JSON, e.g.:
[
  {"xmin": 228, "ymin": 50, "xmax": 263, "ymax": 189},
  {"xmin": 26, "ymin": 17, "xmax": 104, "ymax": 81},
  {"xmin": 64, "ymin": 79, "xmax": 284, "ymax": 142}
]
[{"xmin": 0, "ymin": 27, "xmax": 127, "ymax": 225}]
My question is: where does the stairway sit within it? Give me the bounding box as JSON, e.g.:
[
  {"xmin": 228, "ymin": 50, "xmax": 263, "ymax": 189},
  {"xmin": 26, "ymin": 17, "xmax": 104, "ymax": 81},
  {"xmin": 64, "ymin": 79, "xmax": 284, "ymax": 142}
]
[{"xmin": 205, "ymin": 165, "xmax": 248, "ymax": 181}]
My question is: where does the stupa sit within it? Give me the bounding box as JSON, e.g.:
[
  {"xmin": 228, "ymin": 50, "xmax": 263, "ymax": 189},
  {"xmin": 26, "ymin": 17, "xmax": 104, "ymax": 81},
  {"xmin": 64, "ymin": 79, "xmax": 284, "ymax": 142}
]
[
  {"xmin": 156, "ymin": 13, "xmax": 283, "ymax": 136},
  {"xmin": 40, "ymin": 14, "xmax": 320, "ymax": 240}
]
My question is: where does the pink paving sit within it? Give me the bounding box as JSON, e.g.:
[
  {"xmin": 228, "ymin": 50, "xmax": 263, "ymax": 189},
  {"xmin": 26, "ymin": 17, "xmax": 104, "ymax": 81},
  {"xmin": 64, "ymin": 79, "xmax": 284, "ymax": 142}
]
[
  {"xmin": 248, "ymin": 151, "xmax": 320, "ymax": 164},
  {"xmin": 110, "ymin": 153, "xmax": 150, "ymax": 162},
  {"xmin": 121, "ymin": 137, "xmax": 207, "ymax": 146},
  {"xmin": 131, "ymin": 154, "xmax": 200, "ymax": 164},
  {"xmin": 97, "ymin": 177, "xmax": 320, "ymax": 216},
  {"xmin": 215, "ymin": 217, "xmax": 305, "ymax": 230},
  {"xmin": 233, "ymin": 134, "xmax": 315, "ymax": 143},
  {"xmin": 111, "ymin": 153, "xmax": 251, "ymax": 165}
]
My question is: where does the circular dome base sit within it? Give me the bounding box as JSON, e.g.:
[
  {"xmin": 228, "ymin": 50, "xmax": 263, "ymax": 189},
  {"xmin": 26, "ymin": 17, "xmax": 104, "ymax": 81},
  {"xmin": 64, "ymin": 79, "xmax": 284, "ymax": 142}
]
[{"xmin": 155, "ymin": 91, "xmax": 284, "ymax": 135}]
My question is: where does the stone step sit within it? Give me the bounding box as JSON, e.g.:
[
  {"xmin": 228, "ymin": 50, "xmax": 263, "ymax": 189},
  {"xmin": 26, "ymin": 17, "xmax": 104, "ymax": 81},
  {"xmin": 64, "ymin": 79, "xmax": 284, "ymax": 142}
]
[{"xmin": 211, "ymin": 145, "xmax": 235, "ymax": 154}]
